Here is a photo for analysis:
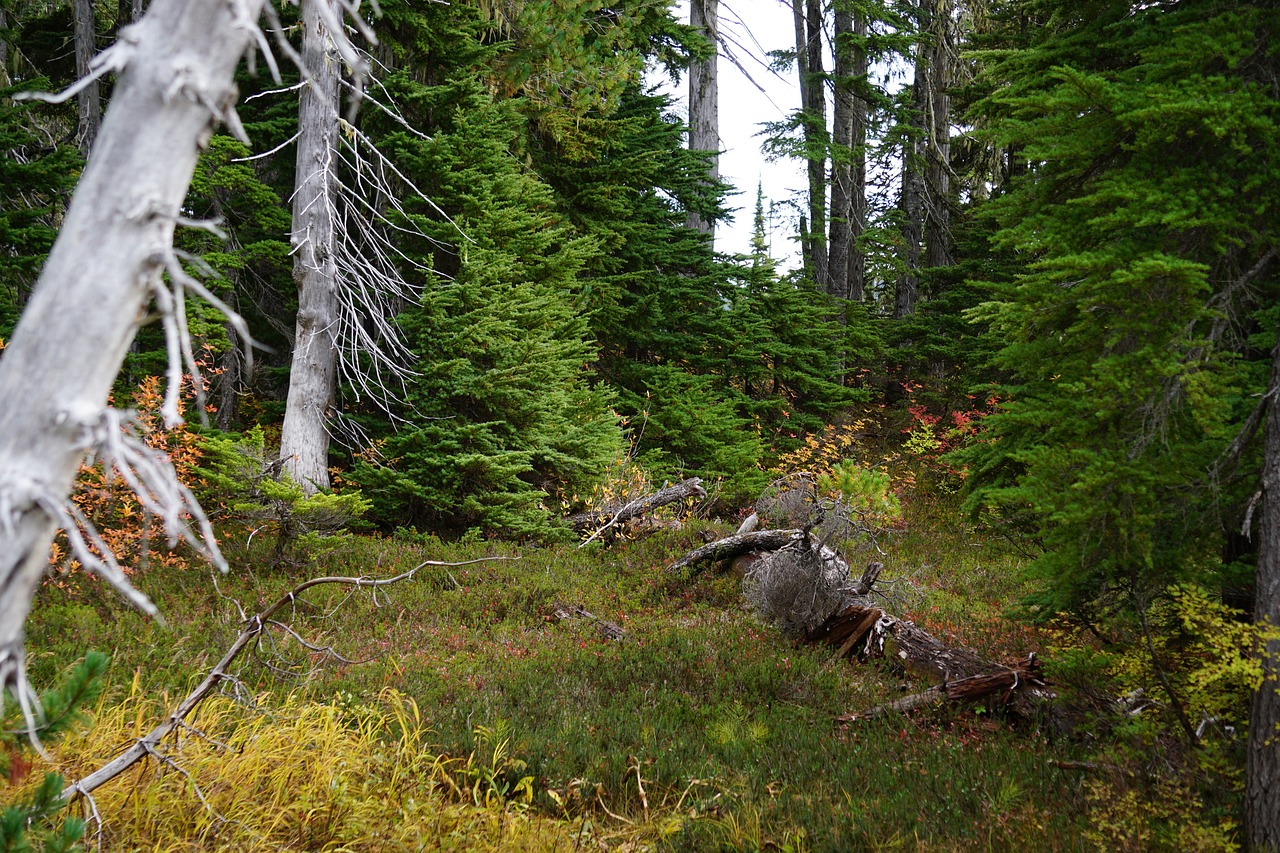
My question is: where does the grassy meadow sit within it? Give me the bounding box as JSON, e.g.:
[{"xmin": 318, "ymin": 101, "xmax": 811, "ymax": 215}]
[{"xmin": 8, "ymin": 496, "xmax": 1121, "ymax": 852}]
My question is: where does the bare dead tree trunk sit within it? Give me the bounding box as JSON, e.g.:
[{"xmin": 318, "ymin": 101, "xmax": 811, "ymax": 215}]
[
  {"xmin": 922, "ymin": 0, "xmax": 953, "ymax": 269},
  {"xmin": 687, "ymin": 0, "xmax": 718, "ymax": 239},
  {"xmin": 280, "ymin": 0, "xmax": 342, "ymax": 495},
  {"xmin": 1247, "ymin": 330, "xmax": 1280, "ymax": 850},
  {"xmin": 0, "ymin": 0, "xmax": 263, "ymax": 733},
  {"xmin": 73, "ymin": 0, "xmax": 101, "ymax": 156},
  {"xmin": 805, "ymin": 0, "xmax": 827, "ymax": 290}
]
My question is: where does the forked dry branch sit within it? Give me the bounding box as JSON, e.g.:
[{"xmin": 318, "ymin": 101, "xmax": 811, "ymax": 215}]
[{"xmin": 60, "ymin": 557, "xmax": 509, "ymax": 820}]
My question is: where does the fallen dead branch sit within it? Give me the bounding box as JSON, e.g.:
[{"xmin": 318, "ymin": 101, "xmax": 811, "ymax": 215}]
[
  {"xmin": 570, "ymin": 477, "xmax": 706, "ymax": 545},
  {"xmin": 61, "ymin": 556, "xmax": 508, "ymax": 804},
  {"xmin": 546, "ymin": 603, "xmax": 628, "ymax": 641}
]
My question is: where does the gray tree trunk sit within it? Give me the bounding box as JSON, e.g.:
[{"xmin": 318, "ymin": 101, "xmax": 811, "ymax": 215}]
[
  {"xmin": 826, "ymin": 1, "xmax": 854, "ymax": 303},
  {"xmin": 0, "ymin": 0, "xmax": 264, "ymax": 717},
  {"xmin": 923, "ymin": 0, "xmax": 952, "ymax": 269},
  {"xmin": 687, "ymin": 0, "xmax": 718, "ymax": 239},
  {"xmin": 0, "ymin": 6, "xmax": 9, "ymax": 87},
  {"xmin": 1248, "ymin": 330, "xmax": 1280, "ymax": 850},
  {"xmin": 279, "ymin": 0, "xmax": 341, "ymax": 495},
  {"xmin": 803, "ymin": 0, "xmax": 827, "ymax": 290},
  {"xmin": 848, "ymin": 12, "xmax": 868, "ymax": 303},
  {"xmin": 895, "ymin": 78, "xmax": 924, "ymax": 320},
  {"xmin": 73, "ymin": 0, "xmax": 101, "ymax": 156}
]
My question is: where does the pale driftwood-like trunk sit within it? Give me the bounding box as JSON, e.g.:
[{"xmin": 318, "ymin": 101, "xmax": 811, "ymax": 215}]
[
  {"xmin": 73, "ymin": 0, "xmax": 101, "ymax": 155},
  {"xmin": 1247, "ymin": 329, "xmax": 1280, "ymax": 849},
  {"xmin": 0, "ymin": 0, "xmax": 263, "ymax": 725},
  {"xmin": 687, "ymin": 0, "xmax": 718, "ymax": 238},
  {"xmin": 279, "ymin": 0, "xmax": 342, "ymax": 495},
  {"xmin": 569, "ymin": 477, "xmax": 706, "ymax": 543}
]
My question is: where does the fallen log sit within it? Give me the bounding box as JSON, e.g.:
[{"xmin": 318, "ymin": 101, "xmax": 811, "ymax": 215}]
[
  {"xmin": 569, "ymin": 477, "xmax": 706, "ymax": 544},
  {"xmin": 668, "ymin": 527, "xmax": 1052, "ymax": 719},
  {"xmin": 666, "ymin": 528, "xmax": 805, "ymax": 576},
  {"xmin": 835, "ymin": 654, "xmax": 1049, "ymax": 722}
]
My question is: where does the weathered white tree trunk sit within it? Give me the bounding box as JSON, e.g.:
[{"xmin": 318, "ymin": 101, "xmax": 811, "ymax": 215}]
[
  {"xmin": 279, "ymin": 0, "xmax": 341, "ymax": 495},
  {"xmin": 0, "ymin": 0, "xmax": 263, "ymax": 715},
  {"xmin": 686, "ymin": 0, "xmax": 718, "ymax": 239}
]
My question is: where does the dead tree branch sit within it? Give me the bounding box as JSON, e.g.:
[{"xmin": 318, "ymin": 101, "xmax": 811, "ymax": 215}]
[
  {"xmin": 570, "ymin": 477, "xmax": 706, "ymax": 545},
  {"xmin": 60, "ymin": 556, "xmax": 507, "ymax": 802}
]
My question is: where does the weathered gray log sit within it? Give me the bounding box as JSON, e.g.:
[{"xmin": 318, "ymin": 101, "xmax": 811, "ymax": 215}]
[
  {"xmin": 569, "ymin": 477, "xmax": 706, "ymax": 539},
  {"xmin": 665, "ymin": 528, "xmax": 805, "ymax": 575},
  {"xmin": 547, "ymin": 603, "xmax": 628, "ymax": 641}
]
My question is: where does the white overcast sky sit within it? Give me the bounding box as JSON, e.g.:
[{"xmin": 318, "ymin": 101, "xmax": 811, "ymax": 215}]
[{"xmin": 648, "ymin": 0, "xmax": 807, "ymax": 267}]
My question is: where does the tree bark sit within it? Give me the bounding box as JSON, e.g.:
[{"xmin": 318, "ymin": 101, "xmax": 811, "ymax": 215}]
[
  {"xmin": 0, "ymin": 0, "xmax": 264, "ymax": 721},
  {"xmin": 894, "ymin": 78, "xmax": 924, "ymax": 319},
  {"xmin": 687, "ymin": 0, "xmax": 718, "ymax": 239},
  {"xmin": 73, "ymin": 0, "xmax": 102, "ymax": 156},
  {"xmin": 826, "ymin": 0, "xmax": 854, "ymax": 303},
  {"xmin": 848, "ymin": 12, "xmax": 868, "ymax": 302},
  {"xmin": 922, "ymin": 0, "xmax": 953, "ymax": 269},
  {"xmin": 279, "ymin": 0, "xmax": 342, "ymax": 495},
  {"xmin": 1247, "ymin": 329, "xmax": 1280, "ymax": 850},
  {"xmin": 793, "ymin": 0, "xmax": 827, "ymax": 289}
]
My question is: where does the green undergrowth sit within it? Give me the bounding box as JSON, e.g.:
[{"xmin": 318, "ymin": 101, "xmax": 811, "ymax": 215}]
[{"xmin": 20, "ymin": 506, "xmax": 1089, "ymax": 850}]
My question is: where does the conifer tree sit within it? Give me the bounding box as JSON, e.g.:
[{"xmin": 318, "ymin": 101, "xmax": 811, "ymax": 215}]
[{"xmin": 960, "ymin": 0, "xmax": 1279, "ymax": 689}]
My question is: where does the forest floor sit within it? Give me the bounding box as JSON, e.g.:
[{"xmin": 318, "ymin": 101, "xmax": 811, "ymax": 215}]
[{"xmin": 11, "ymin": 499, "xmax": 1174, "ymax": 850}]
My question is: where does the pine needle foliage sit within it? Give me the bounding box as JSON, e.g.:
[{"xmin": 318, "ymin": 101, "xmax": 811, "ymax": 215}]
[
  {"xmin": 1, "ymin": 653, "xmax": 106, "ymax": 852},
  {"xmin": 958, "ymin": 1, "xmax": 1280, "ymax": 616},
  {"xmin": 349, "ymin": 71, "xmax": 622, "ymax": 540}
]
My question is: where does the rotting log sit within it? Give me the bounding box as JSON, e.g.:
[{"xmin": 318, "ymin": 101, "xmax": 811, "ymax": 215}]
[{"xmin": 569, "ymin": 477, "xmax": 706, "ymax": 544}]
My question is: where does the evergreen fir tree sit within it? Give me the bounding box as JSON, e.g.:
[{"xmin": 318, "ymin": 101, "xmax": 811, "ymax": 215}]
[{"xmin": 960, "ymin": 1, "xmax": 1280, "ymax": 615}]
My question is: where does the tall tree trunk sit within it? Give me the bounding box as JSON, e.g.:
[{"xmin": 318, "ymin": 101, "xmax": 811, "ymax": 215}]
[
  {"xmin": 1248, "ymin": 330, "xmax": 1280, "ymax": 850},
  {"xmin": 279, "ymin": 0, "xmax": 341, "ymax": 494},
  {"xmin": 827, "ymin": 2, "xmax": 869, "ymax": 305},
  {"xmin": 895, "ymin": 77, "xmax": 924, "ymax": 320},
  {"xmin": 72, "ymin": 0, "xmax": 101, "ymax": 156},
  {"xmin": 827, "ymin": 1, "xmax": 854, "ymax": 303},
  {"xmin": 793, "ymin": 0, "xmax": 827, "ymax": 289},
  {"xmin": 117, "ymin": 0, "xmax": 147, "ymax": 30},
  {"xmin": 0, "ymin": 5, "xmax": 9, "ymax": 87},
  {"xmin": 0, "ymin": 0, "xmax": 263, "ymax": 720},
  {"xmin": 687, "ymin": 0, "xmax": 718, "ymax": 239},
  {"xmin": 848, "ymin": 12, "xmax": 868, "ymax": 302},
  {"xmin": 923, "ymin": 0, "xmax": 952, "ymax": 269}
]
